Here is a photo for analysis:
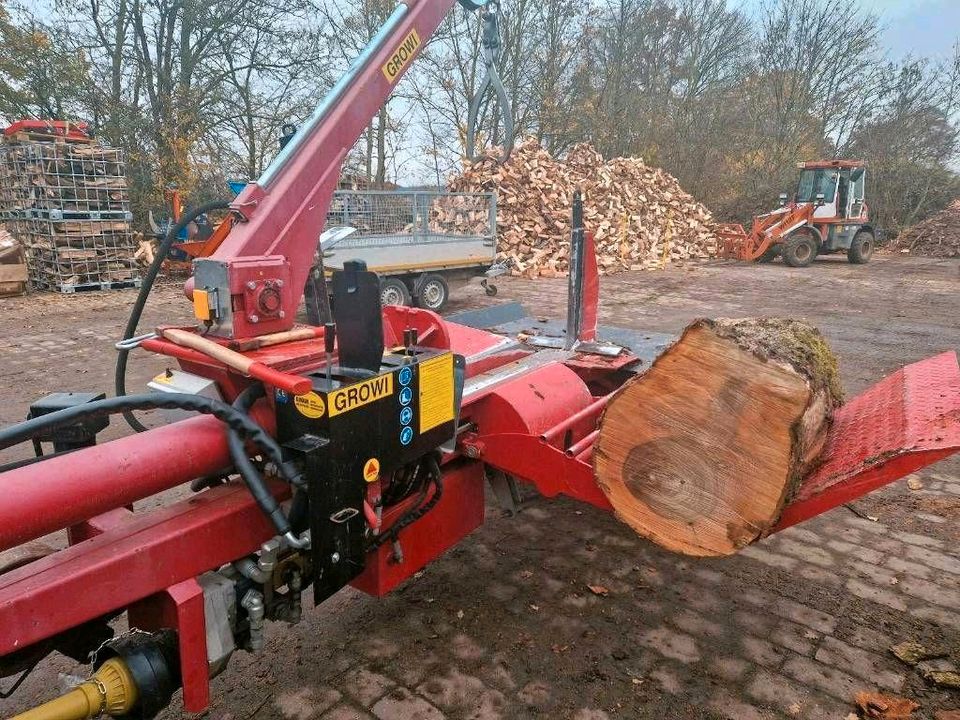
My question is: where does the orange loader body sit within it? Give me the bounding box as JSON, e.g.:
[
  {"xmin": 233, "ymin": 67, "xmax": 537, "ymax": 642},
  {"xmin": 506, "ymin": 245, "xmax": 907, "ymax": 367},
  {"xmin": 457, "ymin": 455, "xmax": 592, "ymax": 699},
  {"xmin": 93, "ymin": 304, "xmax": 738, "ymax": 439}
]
[{"xmin": 718, "ymin": 160, "xmax": 875, "ymax": 267}]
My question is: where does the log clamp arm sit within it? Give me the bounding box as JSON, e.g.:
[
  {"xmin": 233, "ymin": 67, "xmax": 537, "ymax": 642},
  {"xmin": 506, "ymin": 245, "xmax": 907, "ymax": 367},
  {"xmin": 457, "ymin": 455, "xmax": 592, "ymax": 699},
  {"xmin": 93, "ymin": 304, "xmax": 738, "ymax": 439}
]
[{"xmin": 465, "ymin": 0, "xmax": 514, "ymax": 163}]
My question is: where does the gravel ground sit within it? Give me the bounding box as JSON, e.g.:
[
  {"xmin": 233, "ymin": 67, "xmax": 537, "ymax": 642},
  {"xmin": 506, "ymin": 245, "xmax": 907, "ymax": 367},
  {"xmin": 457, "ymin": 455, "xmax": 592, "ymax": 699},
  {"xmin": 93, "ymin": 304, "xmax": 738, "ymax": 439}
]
[{"xmin": 1, "ymin": 255, "xmax": 958, "ymax": 720}]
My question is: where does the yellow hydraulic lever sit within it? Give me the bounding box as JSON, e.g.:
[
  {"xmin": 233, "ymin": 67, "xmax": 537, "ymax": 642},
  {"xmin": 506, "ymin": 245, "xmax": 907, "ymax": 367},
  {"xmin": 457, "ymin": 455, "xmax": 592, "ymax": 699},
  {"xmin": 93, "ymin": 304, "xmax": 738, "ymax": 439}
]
[{"xmin": 9, "ymin": 657, "xmax": 138, "ymax": 720}]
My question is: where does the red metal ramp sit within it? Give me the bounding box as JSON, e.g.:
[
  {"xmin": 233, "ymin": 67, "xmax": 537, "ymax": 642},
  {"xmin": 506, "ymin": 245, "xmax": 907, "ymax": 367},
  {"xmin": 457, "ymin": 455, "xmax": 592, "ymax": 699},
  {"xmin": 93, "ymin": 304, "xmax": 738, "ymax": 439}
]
[{"xmin": 775, "ymin": 351, "xmax": 960, "ymax": 531}]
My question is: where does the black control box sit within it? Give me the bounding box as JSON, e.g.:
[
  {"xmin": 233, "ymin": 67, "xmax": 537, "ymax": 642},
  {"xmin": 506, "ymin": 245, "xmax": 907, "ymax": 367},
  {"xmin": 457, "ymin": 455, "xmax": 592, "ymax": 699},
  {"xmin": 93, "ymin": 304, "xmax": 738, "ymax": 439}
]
[{"xmin": 276, "ymin": 348, "xmax": 458, "ymax": 603}]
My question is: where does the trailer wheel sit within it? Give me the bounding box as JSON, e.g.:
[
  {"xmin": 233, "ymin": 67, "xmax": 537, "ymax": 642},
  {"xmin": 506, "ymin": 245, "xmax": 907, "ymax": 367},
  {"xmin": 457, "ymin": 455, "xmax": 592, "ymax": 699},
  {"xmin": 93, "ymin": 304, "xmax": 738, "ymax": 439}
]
[
  {"xmin": 380, "ymin": 277, "xmax": 410, "ymax": 307},
  {"xmin": 847, "ymin": 230, "xmax": 874, "ymax": 264},
  {"xmin": 782, "ymin": 231, "xmax": 818, "ymax": 268},
  {"xmin": 419, "ymin": 274, "xmax": 449, "ymax": 312}
]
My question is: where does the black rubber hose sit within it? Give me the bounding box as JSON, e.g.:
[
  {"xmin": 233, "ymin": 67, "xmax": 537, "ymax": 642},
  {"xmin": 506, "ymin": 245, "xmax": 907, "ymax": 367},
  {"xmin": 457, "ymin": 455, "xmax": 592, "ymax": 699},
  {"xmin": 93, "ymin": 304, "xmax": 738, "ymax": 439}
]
[
  {"xmin": 371, "ymin": 455, "xmax": 443, "ymax": 548},
  {"xmin": 228, "ymin": 384, "xmax": 291, "ymax": 537},
  {"xmin": 0, "ymin": 393, "xmax": 295, "ymax": 489},
  {"xmin": 115, "ymin": 199, "xmax": 231, "ymax": 432}
]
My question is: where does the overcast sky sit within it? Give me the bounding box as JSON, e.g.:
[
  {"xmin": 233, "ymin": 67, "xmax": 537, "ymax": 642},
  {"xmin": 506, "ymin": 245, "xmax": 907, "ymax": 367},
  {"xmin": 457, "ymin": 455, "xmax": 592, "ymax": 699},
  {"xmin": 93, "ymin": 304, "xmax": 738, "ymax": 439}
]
[
  {"xmin": 740, "ymin": 0, "xmax": 958, "ymax": 60},
  {"xmin": 871, "ymin": 0, "xmax": 959, "ymax": 59}
]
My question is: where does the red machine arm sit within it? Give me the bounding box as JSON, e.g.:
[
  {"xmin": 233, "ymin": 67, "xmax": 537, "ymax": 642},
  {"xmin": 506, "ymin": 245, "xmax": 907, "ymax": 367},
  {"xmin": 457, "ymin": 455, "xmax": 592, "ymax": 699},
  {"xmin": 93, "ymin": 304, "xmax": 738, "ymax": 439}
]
[{"xmin": 193, "ymin": 0, "xmax": 475, "ymax": 340}]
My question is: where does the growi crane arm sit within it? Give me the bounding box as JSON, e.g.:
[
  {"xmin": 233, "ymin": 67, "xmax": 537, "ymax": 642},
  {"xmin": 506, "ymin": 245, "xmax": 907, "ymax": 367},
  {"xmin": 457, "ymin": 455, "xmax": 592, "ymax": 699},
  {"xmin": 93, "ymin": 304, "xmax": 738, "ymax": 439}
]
[{"xmin": 191, "ymin": 0, "xmax": 508, "ymax": 340}]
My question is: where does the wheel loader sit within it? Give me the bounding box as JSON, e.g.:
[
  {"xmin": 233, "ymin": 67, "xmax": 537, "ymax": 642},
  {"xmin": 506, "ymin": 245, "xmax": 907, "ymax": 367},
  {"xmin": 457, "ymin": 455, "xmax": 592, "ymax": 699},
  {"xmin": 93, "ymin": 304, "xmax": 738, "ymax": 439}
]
[{"xmin": 718, "ymin": 160, "xmax": 876, "ymax": 267}]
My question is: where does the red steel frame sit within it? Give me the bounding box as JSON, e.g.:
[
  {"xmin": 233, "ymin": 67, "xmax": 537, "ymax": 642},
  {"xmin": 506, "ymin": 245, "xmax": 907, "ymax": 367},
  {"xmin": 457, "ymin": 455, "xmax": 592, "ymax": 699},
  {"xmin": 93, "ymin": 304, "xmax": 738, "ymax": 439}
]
[
  {"xmin": 196, "ymin": 0, "xmax": 467, "ymax": 339},
  {"xmin": 2, "ymin": 314, "xmax": 959, "ymax": 710}
]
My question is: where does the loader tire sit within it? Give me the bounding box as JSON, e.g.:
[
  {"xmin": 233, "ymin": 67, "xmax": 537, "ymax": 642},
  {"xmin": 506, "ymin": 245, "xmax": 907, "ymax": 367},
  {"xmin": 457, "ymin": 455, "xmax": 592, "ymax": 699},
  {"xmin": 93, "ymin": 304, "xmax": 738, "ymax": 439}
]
[
  {"xmin": 847, "ymin": 230, "xmax": 874, "ymax": 264},
  {"xmin": 782, "ymin": 231, "xmax": 818, "ymax": 268}
]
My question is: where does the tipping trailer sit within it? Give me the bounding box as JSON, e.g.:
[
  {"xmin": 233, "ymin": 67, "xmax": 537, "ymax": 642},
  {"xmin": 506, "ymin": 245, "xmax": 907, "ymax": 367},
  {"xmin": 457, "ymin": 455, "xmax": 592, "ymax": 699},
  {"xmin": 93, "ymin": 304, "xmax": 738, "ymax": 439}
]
[{"xmin": 322, "ymin": 189, "xmax": 502, "ymax": 311}]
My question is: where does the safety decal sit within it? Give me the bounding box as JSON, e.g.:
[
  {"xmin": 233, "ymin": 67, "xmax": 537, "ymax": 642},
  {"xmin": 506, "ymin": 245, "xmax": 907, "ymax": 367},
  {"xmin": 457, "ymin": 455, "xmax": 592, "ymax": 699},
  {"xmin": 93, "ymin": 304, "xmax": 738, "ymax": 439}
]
[
  {"xmin": 294, "ymin": 391, "xmax": 326, "ymax": 418},
  {"xmin": 363, "ymin": 457, "xmax": 381, "ymax": 482},
  {"xmin": 418, "ymin": 353, "xmax": 455, "ymax": 433}
]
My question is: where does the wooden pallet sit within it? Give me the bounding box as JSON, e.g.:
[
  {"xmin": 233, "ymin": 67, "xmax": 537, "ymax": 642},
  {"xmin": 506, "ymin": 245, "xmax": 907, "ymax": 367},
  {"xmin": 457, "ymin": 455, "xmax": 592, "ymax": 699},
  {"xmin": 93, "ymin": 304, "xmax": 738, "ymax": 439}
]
[
  {"xmin": 0, "ymin": 261, "xmax": 27, "ymax": 296},
  {"xmin": 4, "ymin": 131, "xmax": 93, "ymax": 145},
  {"xmin": 47, "ymin": 278, "xmax": 140, "ymax": 293}
]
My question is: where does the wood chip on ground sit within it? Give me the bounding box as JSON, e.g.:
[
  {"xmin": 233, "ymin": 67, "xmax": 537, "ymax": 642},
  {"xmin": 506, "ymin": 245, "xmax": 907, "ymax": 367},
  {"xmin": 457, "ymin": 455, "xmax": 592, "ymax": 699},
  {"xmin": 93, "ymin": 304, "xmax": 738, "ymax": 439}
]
[{"xmin": 890, "ymin": 199, "xmax": 960, "ymax": 257}]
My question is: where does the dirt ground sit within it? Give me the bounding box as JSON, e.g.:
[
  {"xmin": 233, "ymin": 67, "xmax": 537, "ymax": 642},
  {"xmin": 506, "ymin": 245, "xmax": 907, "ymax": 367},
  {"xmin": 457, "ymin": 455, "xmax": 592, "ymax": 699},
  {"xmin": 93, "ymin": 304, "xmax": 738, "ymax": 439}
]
[{"xmin": 1, "ymin": 255, "xmax": 959, "ymax": 720}]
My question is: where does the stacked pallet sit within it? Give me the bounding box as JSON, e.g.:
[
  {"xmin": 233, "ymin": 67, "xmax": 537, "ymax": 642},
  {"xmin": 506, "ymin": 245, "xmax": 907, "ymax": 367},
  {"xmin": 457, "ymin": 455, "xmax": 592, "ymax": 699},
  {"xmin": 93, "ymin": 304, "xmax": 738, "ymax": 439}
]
[
  {"xmin": 0, "ymin": 131, "xmax": 139, "ymax": 292},
  {"xmin": 890, "ymin": 200, "xmax": 960, "ymax": 258},
  {"xmin": 447, "ymin": 138, "xmax": 718, "ymax": 276}
]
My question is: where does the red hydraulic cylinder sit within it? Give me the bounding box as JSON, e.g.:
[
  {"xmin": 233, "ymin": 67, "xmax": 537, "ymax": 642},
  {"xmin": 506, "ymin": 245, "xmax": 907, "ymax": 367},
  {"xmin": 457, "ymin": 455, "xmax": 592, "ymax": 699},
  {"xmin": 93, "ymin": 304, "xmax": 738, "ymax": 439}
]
[{"xmin": 0, "ymin": 415, "xmax": 242, "ymax": 552}]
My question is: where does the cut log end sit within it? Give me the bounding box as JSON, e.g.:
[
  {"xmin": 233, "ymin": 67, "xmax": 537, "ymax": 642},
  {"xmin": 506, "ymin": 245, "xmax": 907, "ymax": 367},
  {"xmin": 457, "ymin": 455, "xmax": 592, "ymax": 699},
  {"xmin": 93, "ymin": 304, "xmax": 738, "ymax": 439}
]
[{"xmin": 593, "ymin": 317, "xmax": 842, "ymax": 557}]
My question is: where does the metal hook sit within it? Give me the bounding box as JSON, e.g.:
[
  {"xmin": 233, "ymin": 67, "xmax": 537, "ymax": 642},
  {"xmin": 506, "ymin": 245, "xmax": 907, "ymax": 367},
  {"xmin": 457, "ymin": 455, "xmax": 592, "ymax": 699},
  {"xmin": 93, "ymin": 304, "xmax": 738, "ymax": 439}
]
[
  {"xmin": 115, "ymin": 332, "xmax": 158, "ymax": 351},
  {"xmin": 465, "ymin": 3, "xmax": 514, "ymax": 164}
]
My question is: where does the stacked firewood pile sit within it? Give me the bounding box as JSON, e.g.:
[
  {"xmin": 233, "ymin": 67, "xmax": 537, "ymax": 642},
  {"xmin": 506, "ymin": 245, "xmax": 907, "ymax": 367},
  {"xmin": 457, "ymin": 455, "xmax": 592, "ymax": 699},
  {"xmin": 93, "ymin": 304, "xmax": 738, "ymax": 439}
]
[
  {"xmin": 447, "ymin": 138, "xmax": 718, "ymax": 276},
  {"xmin": 0, "ymin": 131, "xmax": 139, "ymax": 292},
  {"xmin": 890, "ymin": 200, "xmax": 960, "ymax": 258}
]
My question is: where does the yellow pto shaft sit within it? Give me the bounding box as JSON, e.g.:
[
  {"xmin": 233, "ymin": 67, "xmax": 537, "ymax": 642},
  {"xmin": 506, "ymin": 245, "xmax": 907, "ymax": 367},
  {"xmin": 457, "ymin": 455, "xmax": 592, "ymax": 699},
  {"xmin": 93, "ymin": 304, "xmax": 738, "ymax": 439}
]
[{"xmin": 9, "ymin": 658, "xmax": 138, "ymax": 720}]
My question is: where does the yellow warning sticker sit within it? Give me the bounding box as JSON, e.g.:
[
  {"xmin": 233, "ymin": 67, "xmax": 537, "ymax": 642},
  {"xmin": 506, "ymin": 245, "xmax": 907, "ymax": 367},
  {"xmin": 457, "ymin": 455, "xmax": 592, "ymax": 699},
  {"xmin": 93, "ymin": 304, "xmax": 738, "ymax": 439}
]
[
  {"xmin": 294, "ymin": 391, "xmax": 326, "ymax": 418},
  {"xmin": 328, "ymin": 374, "xmax": 394, "ymax": 417},
  {"xmin": 363, "ymin": 457, "xmax": 381, "ymax": 482},
  {"xmin": 193, "ymin": 288, "xmax": 211, "ymax": 321},
  {"xmin": 418, "ymin": 353, "xmax": 455, "ymax": 433},
  {"xmin": 382, "ymin": 29, "xmax": 421, "ymax": 83}
]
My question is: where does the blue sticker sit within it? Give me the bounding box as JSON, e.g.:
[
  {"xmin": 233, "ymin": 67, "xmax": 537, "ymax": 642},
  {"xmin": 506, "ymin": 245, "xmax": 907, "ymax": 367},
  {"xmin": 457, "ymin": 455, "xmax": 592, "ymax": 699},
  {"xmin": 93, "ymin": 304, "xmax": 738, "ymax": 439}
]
[
  {"xmin": 275, "ymin": 389, "xmax": 289, "ymax": 404},
  {"xmin": 400, "ymin": 406, "xmax": 413, "ymax": 425},
  {"xmin": 398, "ymin": 366, "xmax": 413, "ymax": 386},
  {"xmin": 400, "ymin": 426, "xmax": 414, "ymax": 445},
  {"xmin": 399, "ymin": 387, "xmax": 413, "ymax": 406}
]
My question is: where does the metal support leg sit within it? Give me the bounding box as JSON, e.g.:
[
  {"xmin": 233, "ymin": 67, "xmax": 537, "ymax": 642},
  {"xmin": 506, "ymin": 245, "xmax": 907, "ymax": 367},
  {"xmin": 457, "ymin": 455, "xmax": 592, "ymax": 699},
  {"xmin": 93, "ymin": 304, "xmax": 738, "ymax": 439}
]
[
  {"xmin": 486, "ymin": 468, "xmax": 521, "ymax": 516},
  {"xmin": 128, "ymin": 578, "xmax": 209, "ymax": 712},
  {"xmin": 565, "ymin": 191, "xmax": 585, "ymax": 350}
]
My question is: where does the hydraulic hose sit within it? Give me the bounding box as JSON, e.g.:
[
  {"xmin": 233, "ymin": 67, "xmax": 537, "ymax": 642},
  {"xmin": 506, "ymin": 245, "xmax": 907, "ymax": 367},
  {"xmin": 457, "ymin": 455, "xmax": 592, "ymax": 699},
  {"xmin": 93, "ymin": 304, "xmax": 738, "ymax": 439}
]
[
  {"xmin": 228, "ymin": 384, "xmax": 292, "ymax": 538},
  {"xmin": 115, "ymin": 199, "xmax": 231, "ymax": 432},
  {"xmin": 0, "ymin": 393, "xmax": 295, "ymax": 489},
  {"xmin": 370, "ymin": 455, "xmax": 443, "ymax": 549}
]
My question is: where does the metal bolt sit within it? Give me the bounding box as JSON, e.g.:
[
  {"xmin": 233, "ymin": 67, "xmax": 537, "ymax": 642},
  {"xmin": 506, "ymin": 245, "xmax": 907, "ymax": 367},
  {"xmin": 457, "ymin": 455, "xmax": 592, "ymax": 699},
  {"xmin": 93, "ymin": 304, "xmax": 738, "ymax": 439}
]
[
  {"xmin": 275, "ymin": 279, "xmax": 284, "ymax": 288},
  {"xmin": 330, "ymin": 552, "xmax": 340, "ymax": 564},
  {"xmin": 278, "ymin": 310, "xmax": 286, "ymax": 319},
  {"xmin": 248, "ymin": 314, "xmax": 259, "ymax": 324},
  {"xmin": 464, "ymin": 445, "xmax": 480, "ymax": 459},
  {"xmin": 246, "ymin": 280, "xmax": 257, "ymax": 290}
]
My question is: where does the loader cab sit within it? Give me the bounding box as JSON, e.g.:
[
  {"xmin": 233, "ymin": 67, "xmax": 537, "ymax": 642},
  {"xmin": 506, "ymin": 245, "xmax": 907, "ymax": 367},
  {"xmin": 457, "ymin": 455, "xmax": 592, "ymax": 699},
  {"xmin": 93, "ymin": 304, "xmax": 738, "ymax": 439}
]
[
  {"xmin": 796, "ymin": 167, "xmax": 839, "ymax": 219},
  {"xmin": 796, "ymin": 162, "xmax": 866, "ymax": 220}
]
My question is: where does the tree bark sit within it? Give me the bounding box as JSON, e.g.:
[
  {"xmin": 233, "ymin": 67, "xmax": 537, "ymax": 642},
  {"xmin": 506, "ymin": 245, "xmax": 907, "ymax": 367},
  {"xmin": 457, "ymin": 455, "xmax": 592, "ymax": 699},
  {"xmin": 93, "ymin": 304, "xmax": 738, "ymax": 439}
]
[{"xmin": 593, "ymin": 318, "xmax": 843, "ymax": 557}]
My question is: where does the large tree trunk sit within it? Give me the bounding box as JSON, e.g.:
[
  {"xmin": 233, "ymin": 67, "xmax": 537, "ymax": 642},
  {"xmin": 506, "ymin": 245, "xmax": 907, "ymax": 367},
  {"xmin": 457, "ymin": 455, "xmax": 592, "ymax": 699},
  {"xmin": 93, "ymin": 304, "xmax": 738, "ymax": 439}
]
[{"xmin": 593, "ymin": 318, "xmax": 843, "ymax": 557}]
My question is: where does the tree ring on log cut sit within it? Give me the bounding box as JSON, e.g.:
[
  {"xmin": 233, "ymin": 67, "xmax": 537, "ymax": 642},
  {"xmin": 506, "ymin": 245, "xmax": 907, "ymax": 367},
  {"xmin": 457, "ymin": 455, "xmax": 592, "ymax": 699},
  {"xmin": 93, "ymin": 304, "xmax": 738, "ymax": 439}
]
[{"xmin": 621, "ymin": 438, "xmax": 721, "ymax": 523}]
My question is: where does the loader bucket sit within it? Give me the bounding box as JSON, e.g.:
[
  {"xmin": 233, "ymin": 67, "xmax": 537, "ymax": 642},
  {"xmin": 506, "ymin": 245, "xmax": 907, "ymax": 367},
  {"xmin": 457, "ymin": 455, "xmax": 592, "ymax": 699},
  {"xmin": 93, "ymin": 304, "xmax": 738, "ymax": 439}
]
[
  {"xmin": 715, "ymin": 223, "xmax": 752, "ymax": 259},
  {"xmin": 774, "ymin": 351, "xmax": 960, "ymax": 531}
]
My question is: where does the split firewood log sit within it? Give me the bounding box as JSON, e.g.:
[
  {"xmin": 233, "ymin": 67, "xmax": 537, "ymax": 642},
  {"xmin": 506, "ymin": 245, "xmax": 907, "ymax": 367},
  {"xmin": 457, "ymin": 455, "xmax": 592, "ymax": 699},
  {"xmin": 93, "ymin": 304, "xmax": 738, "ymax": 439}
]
[
  {"xmin": 448, "ymin": 137, "xmax": 719, "ymax": 276},
  {"xmin": 593, "ymin": 318, "xmax": 843, "ymax": 556}
]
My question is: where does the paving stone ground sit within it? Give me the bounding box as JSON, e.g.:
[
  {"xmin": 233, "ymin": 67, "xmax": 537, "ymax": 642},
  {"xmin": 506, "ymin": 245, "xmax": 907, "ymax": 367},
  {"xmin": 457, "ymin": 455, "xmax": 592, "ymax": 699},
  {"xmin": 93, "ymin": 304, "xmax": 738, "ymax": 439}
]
[{"xmin": 1, "ymin": 257, "xmax": 958, "ymax": 719}]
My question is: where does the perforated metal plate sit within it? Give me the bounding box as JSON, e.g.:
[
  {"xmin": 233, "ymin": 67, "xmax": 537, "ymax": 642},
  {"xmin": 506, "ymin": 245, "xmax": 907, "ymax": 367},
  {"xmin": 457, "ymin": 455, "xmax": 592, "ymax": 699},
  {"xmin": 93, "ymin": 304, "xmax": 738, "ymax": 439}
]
[{"xmin": 775, "ymin": 351, "xmax": 960, "ymax": 531}]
